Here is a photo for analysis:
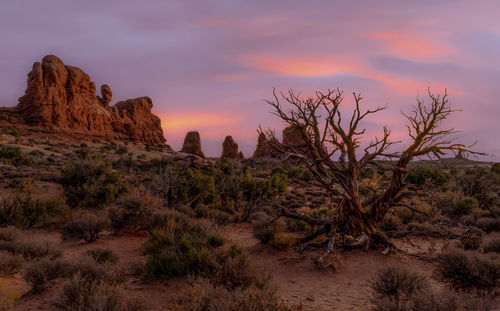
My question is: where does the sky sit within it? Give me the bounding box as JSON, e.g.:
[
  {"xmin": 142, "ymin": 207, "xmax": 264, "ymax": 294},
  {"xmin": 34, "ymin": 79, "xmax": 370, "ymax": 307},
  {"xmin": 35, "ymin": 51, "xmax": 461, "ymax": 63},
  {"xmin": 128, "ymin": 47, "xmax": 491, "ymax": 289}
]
[{"xmin": 0, "ymin": 0, "xmax": 499, "ymax": 159}]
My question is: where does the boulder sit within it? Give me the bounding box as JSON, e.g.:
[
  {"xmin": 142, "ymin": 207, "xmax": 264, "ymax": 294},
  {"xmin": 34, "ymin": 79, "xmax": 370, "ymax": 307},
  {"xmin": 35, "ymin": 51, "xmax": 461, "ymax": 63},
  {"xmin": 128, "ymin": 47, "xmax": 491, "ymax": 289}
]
[
  {"xmin": 181, "ymin": 131, "xmax": 205, "ymax": 158},
  {"xmin": 221, "ymin": 135, "xmax": 239, "ymax": 159},
  {"xmin": 11, "ymin": 55, "xmax": 166, "ymax": 145}
]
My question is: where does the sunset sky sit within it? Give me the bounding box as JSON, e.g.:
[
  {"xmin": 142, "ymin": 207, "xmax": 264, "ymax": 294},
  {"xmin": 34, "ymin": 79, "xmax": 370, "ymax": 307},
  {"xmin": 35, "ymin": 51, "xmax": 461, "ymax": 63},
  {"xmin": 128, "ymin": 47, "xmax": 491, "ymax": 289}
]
[{"xmin": 0, "ymin": 1, "xmax": 499, "ymax": 159}]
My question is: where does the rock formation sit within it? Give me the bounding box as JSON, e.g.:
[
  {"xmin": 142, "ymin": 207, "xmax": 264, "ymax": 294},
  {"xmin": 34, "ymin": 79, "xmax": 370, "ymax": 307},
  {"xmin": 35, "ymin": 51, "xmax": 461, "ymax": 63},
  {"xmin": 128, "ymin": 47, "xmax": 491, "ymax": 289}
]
[
  {"xmin": 252, "ymin": 133, "xmax": 280, "ymax": 158},
  {"xmin": 181, "ymin": 131, "xmax": 205, "ymax": 158},
  {"xmin": 98, "ymin": 84, "xmax": 112, "ymax": 107},
  {"xmin": 221, "ymin": 135, "xmax": 239, "ymax": 159},
  {"xmin": 282, "ymin": 126, "xmax": 305, "ymax": 150},
  {"xmin": 238, "ymin": 151, "xmax": 245, "ymax": 159},
  {"xmin": 7, "ymin": 55, "xmax": 166, "ymax": 145}
]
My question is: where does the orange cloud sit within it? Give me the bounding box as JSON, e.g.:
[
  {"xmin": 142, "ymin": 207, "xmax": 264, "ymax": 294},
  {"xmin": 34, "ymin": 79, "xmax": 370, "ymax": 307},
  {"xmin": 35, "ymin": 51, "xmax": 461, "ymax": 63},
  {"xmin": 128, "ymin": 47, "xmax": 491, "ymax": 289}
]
[
  {"xmin": 243, "ymin": 54, "xmax": 361, "ymax": 77},
  {"xmin": 365, "ymin": 30, "xmax": 451, "ymax": 61},
  {"xmin": 160, "ymin": 111, "xmax": 240, "ymax": 133}
]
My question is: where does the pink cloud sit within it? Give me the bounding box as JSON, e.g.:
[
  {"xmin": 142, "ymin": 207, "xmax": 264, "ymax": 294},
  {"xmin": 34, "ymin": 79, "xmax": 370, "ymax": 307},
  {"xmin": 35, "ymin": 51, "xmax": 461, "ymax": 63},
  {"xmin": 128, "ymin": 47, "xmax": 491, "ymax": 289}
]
[
  {"xmin": 242, "ymin": 54, "xmax": 361, "ymax": 77},
  {"xmin": 365, "ymin": 30, "xmax": 452, "ymax": 61}
]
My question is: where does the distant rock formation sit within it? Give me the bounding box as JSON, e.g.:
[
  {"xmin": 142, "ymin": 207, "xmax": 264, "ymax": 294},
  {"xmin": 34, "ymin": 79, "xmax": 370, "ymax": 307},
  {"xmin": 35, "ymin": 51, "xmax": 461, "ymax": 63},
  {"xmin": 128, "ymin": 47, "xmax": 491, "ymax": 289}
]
[
  {"xmin": 455, "ymin": 150, "xmax": 466, "ymax": 159},
  {"xmin": 221, "ymin": 135, "xmax": 239, "ymax": 159},
  {"xmin": 238, "ymin": 151, "xmax": 245, "ymax": 159},
  {"xmin": 181, "ymin": 131, "xmax": 205, "ymax": 158},
  {"xmin": 4, "ymin": 55, "xmax": 166, "ymax": 145},
  {"xmin": 282, "ymin": 126, "xmax": 305, "ymax": 149},
  {"xmin": 252, "ymin": 133, "xmax": 280, "ymax": 158}
]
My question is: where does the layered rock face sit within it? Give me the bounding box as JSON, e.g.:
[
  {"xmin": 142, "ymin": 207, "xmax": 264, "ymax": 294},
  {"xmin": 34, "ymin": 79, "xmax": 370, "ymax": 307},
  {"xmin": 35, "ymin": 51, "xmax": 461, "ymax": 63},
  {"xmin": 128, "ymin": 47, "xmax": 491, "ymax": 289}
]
[
  {"xmin": 181, "ymin": 131, "xmax": 205, "ymax": 158},
  {"xmin": 13, "ymin": 55, "xmax": 166, "ymax": 145},
  {"xmin": 221, "ymin": 135, "xmax": 239, "ymax": 159},
  {"xmin": 252, "ymin": 133, "xmax": 280, "ymax": 158}
]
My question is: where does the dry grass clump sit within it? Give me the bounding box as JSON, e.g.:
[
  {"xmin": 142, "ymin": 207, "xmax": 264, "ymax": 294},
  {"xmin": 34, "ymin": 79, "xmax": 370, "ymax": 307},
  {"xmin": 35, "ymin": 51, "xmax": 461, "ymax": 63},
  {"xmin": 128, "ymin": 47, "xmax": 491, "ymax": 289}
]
[
  {"xmin": 84, "ymin": 248, "xmax": 119, "ymax": 264},
  {"xmin": 55, "ymin": 274, "xmax": 146, "ymax": 311},
  {"xmin": 23, "ymin": 251, "xmax": 126, "ymax": 293},
  {"xmin": 108, "ymin": 191, "xmax": 161, "ymax": 231},
  {"xmin": 483, "ymin": 239, "xmax": 500, "ymax": 253},
  {"xmin": 144, "ymin": 211, "xmax": 217, "ymax": 278},
  {"xmin": 252, "ymin": 215, "xmax": 286, "ymax": 244},
  {"xmin": 460, "ymin": 228, "xmax": 483, "ymax": 250},
  {"xmin": 371, "ymin": 267, "xmax": 428, "ymax": 302},
  {"xmin": 180, "ymin": 279, "xmax": 297, "ymax": 311},
  {"xmin": 371, "ymin": 266, "xmax": 493, "ymax": 311},
  {"xmin": 0, "ymin": 227, "xmax": 20, "ymax": 242},
  {"xmin": 436, "ymin": 250, "xmax": 499, "ymax": 292},
  {"xmin": 62, "ymin": 212, "xmax": 108, "ymax": 243},
  {"xmin": 0, "ymin": 194, "xmax": 69, "ymax": 229},
  {"xmin": 212, "ymin": 245, "xmax": 270, "ymax": 290},
  {"xmin": 0, "ymin": 239, "xmax": 61, "ymax": 260},
  {"xmin": 23, "ymin": 258, "xmax": 74, "ymax": 291},
  {"xmin": 475, "ymin": 217, "xmax": 500, "ymax": 233},
  {"xmin": 0, "ymin": 252, "xmax": 22, "ymax": 277}
]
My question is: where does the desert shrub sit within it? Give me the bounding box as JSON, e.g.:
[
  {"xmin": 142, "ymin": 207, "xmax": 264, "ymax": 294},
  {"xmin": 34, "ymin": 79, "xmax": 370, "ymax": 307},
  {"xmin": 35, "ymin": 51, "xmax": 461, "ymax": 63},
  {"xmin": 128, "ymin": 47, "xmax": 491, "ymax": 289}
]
[
  {"xmin": 23, "ymin": 258, "xmax": 74, "ymax": 291},
  {"xmin": 0, "ymin": 226, "xmax": 20, "ymax": 242},
  {"xmin": 0, "ymin": 239, "xmax": 61, "ymax": 259},
  {"xmin": 475, "ymin": 217, "xmax": 500, "ymax": 232},
  {"xmin": 0, "ymin": 194, "xmax": 69, "ymax": 229},
  {"xmin": 0, "ymin": 252, "xmax": 22, "ymax": 277},
  {"xmin": 286, "ymin": 218, "xmax": 310, "ymax": 232},
  {"xmin": 456, "ymin": 197, "xmax": 479, "ymax": 216},
  {"xmin": 393, "ymin": 202, "xmax": 440, "ymax": 224},
  {"xmin": 252, "ymin": 216, "xmax": 286, "ymax": 244},
  {"xmin": 144, "ymin": 211, "xmax": 215, "ymax": 277},
  {"xmin": 460, "ymin": 232, "xmax": 483, "ymax": 250},
  {"xmin": 213, "ymin": 245, "xmax": 270, "ymax": 290},
  {"xmin": 108, "ymin": 191, "xmax": 161, "ymax": 231},
  {"xmin": 206, "ymin": 233, "xmax": 225, "ymax": 248},
  {"xmin": 491, "ymin": 163, "xmax": 500, "ymax": 174},
  {"xmin": 180, "ymin": 279, "xmax": 296, "ymax": 311},
  {"xmin": 85, "ymin": 248, "xmax": 119, "ymax": 264},
  {"xmin": 0, "ymin": 146, "xmax": 30, "ymax": 166},
  {"xmin": 74, "ymin": 255, "xmax": 126, "ymax": 285},
  {"xmin": 62, "ymin": 212, "xmax": 108, "ymax": 243},
  {"xmin": 405, "ymin": 167, "xmax": 450, "ymax": 187},
  {"xmin": 372, "ymin": 289, "xmax": 492, "ymax": 311},
  {"xmin": 55, "ymin": 274, "xmax": 147, "ymax": 311},
  {"xmin": 436, "ymin": 250, "xmax": 500, "ymax": 291},
  {"xmin": 372, "ymin": 267, "xmax": 428, "ymax": 302},
  {"xmin": 434, "ymin": 191, "xmax": 463, "ymax": 217},
  {"xmin": 115, "ymin": 146, "xmax": 128, "ymax": 155},
  {"xmin": 60, "ymin": 158, "xmax": 128, "ymax": 208},
  {"xmin": 271, "ymin": 232, "xmax": 299, "ymax": 248},
  {"xmin": 483, "ymin": 239, "xmax": 500, "ymax": 253},
  {"xmin": 214, "ymin": 159, "xmax": 287, "ymax": 221},
  {"xmin": 149, "ymin": 158, "xmax": 216, "ymax": 210}
]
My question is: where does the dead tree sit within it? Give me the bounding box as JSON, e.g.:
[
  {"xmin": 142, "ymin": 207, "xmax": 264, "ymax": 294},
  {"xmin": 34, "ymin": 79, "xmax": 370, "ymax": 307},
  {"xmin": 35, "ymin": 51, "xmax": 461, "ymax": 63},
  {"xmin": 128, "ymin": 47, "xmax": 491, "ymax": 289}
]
[{"xmin": 261, "ymin": 88, "xmax": 482, "ymax": 254}]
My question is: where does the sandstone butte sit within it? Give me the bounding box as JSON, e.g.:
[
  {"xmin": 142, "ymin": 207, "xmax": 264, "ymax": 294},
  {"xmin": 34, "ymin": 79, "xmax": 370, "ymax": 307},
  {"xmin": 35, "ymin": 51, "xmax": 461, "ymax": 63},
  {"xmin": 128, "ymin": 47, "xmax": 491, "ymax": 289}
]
[
  {"xmin": 221, "ymin": 135, "xmax": 240, "ymax": 159},
  {"xmin": 0, "ymin": 55, "xmax": 166, "ymax": 146},
  {"xmin": 181, "ymin": 131, "xmax": 205, "ymax": 158}
]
